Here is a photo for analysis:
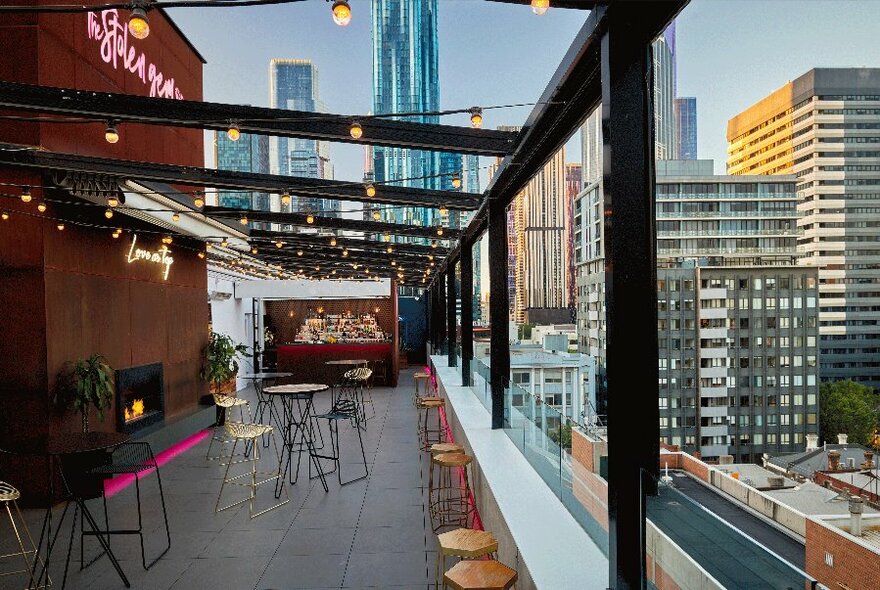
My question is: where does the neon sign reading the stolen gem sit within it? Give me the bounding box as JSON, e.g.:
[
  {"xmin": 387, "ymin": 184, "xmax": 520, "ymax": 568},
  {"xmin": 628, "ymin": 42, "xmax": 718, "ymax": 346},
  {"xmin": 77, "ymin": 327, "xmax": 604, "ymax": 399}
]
[{"xmin": 127, "ymin": 234, "xmax": 174, "ymax": 280}]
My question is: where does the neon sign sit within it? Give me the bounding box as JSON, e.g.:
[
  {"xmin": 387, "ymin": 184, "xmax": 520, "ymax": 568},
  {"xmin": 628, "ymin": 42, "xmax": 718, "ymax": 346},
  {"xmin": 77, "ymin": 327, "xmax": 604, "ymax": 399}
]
[
  {"xmin": 127, "ymin": 234, "xmax": 174, "ymax": 280},
  {"xmin": 87, "ymin": 10, "xmax": 185, "ymax": 100}
]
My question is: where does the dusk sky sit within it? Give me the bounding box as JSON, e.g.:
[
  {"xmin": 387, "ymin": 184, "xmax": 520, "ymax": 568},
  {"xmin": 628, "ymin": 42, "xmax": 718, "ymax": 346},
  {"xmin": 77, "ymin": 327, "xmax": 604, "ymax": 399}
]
[{"xmin": 171, "ymin": 0, "xmax": 880, "ymax": 180}]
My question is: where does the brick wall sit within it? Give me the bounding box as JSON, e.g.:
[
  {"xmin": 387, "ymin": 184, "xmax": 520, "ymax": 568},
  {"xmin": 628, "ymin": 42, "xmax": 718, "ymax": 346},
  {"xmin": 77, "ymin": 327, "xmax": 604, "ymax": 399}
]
[
  {"xmin": 814, "ymin": 472, "xmax": 880, "ymax": 504},
  {"xmin": 805, "ymin": 518, "xmax": 880, "ymax": 590}
]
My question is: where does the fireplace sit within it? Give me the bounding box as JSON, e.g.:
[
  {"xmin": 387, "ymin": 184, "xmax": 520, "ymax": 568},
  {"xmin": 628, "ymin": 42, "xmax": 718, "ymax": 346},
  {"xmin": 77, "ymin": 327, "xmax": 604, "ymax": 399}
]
[{"xmin": 115, "ymin": 363, "xmax": 165, "ymax": 434}]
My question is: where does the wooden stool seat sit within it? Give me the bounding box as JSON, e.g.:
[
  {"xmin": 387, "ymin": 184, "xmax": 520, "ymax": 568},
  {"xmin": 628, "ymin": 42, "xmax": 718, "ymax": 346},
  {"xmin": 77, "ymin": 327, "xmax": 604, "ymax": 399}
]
[
  {"xmin": 433, "ymin": 452, "xmax": 472, "ymax": 468},
  {"xmin": 431, "ymin": 442, "xmax": 464, "ymax": 456},
  {"xmin": 443, "ymin": 560, "xmax": 517, "ymax": 590},
  {"xmin": 438, "ymin": 528, "xmax": 498, "ymax": 558},
  {"xmin": 418, "ymin": 397, "xmax": 445, "ymax": 408}
]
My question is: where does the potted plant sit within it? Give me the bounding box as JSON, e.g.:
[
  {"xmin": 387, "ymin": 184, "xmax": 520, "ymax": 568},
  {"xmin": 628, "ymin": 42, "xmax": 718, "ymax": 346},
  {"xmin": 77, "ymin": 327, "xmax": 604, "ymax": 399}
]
[
  {"xmin": 55, "ymin": 354, "xmax": 115, "ymax": 433},
  {"xmin": 201, "ymin": 332, "xmax": 251, "ymax": 394}
]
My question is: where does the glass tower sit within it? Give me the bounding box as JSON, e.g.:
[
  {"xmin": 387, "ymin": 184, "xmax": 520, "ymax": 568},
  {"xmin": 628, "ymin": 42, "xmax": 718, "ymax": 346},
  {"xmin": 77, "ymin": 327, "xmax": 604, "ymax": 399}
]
[
  {"xmin": 371, "ymin": 0, "xmax": 461, "ymax": 232},
  {"xmin": 674, "ymin": 97, "xmax": 698, "ymax": 160},
  {"xmin": 214, "ymin": 131, "xmax": 270, "ymax": 211},
  {"xmin": 269, "ymin": 59, "xmax": 336, "ymax": 216}
]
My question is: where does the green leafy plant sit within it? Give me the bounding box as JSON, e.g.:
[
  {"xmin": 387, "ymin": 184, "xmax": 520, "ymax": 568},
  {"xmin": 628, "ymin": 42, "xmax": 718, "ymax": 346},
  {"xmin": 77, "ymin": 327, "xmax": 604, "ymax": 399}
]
[
  {"xmin": 820, "ymin": 380, "xmax": 880, "ymax": 446},
  {"xmin": 56, "ymin": 354, "xmax": 114, "ymax": 432},
  {"xmin": 201, "ymin": 332, "xmax": 251, "ymax": 393}
]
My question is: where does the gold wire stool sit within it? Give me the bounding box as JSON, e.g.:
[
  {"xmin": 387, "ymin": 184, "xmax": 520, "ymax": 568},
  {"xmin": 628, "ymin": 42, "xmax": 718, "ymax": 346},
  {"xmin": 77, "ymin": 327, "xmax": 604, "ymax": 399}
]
[
  {"xmin": 0, "ymin": 481, "xmax": 48, "ymax": 589},
  {"xmin": 414, "ymin": 372, "xmax": 432, "ymax": 405},
  {"xmin": 418, "ymin": 397, "xmax": 447, "ymax": 452},
  {"xmin": 435, "ymin": 528, "xmax": 498, "ymax": 590},
  {"xmin": 428, "ymin": 452, "xmax": 476, "ymax": 532},
  {"xmin": 206, "ymin": 393, "xmax": 253, "ymax": 462},
  {"xmin": 215, "ymin": 421, "xmax": 289, "ymax": 519},
  {"xmin": 342, "ymin": 367, "xmax": 374, "ymax": 422}
]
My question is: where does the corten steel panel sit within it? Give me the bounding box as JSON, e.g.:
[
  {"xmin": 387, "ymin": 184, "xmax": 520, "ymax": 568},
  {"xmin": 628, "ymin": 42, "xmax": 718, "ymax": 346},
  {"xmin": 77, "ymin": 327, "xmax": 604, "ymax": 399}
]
[
  {"xmin": 129, "ymin": 280, "xmax": 169, "ymax": 366},
  {"xmin": 43, "ymin": 269, "xmax": 86, "ymax": 390},
  {"xmin": 0, "ymin": 269, "xmax": 47, "ymax": 394},
  {"xmin": 163, "ymin": 359, "xmax": 203, "ymax": 420},
  {"xmin": 0, "ymin": 200, "xmax": 45, "ymax": 269},
  {"xmin": 166, "ymin": 286, "xmax": 209, "ymax": 364}
]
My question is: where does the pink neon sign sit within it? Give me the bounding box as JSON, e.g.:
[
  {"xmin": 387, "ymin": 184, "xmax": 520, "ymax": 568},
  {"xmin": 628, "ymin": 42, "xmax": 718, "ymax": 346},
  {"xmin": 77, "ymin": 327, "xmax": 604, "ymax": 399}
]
[{"xmin": 87, "ymin": 10, "xmax": 185, "ymax": 100}]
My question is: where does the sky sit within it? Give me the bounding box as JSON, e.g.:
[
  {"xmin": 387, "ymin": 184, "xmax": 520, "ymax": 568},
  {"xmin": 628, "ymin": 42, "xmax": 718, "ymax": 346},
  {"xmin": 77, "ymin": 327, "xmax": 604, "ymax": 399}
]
[{"xmin": 169, "ymin": 0, "xmax": 880, "ymax": 178}]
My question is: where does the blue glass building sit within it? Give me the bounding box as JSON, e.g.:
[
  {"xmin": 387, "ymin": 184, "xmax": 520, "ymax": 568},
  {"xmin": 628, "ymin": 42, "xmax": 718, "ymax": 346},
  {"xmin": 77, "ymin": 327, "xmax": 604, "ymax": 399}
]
[
  {"xmin": 371, "ymin": 0, "xmax": 461, "ymax": 232},
  {"xmin": 214, "ymin": 131, "xmax": 269, "ymax": 211},
  {"xmin": 674, "ymin": 97, "xmax": 698, "ymax": 160},
  {"xmin": 269, "ymin": 59, "xmax": 336, "ymax": 216}
]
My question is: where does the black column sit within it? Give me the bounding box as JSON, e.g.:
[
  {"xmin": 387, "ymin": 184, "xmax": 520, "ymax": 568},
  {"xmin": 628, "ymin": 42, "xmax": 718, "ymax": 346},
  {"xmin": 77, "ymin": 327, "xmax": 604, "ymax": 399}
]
[
  {"xmin": 460, "ymin": 241, "xmax": 474, "ymax": 386},
  {"xmin": 447, "ymin": 261, "xmax": 458, "ymax": 367},
  {"xmin": 488, "ymin": 198, "xmax": 509, "ymax": 429},
  {"xmin": 601, "ymin": 10, "xmax": 660, "ymax": 590},
  {"xmin": 437, "ymin": 272, "xmax": 447, "ymax": 355}
]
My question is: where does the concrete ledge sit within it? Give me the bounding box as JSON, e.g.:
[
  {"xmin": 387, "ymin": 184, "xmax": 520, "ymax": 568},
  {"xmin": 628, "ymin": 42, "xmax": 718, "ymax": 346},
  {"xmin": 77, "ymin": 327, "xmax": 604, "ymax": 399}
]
[{"xmin": 431, "ymin": 356, "xmax": 608, "ymax": 590}]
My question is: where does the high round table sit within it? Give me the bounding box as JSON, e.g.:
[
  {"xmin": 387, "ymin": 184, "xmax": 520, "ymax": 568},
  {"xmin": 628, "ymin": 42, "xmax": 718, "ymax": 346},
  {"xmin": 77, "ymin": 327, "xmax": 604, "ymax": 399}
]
[{"xmin": 239, "ymin": 372, "xmax": 293, "ymax": 446}]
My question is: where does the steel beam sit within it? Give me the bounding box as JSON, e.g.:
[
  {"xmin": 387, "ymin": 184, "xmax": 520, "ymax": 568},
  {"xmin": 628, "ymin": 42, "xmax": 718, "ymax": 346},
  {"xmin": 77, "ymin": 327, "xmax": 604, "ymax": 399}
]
[
  {"xmin": 0, "ymin": 144, "xmax": 482, "ymax": 210},
  {"xmin": 447, "ymin": 261, "xmax": 458, "ymax": 368},
  {"xmin": 249, "ymin": 229, "xmax": 445, "ymax": 258},
  {"xmin": 460, "ymin": 239, "xmax": 474, "ymax": 386},
  {"xmin": 0, "ymin": 81, "xmax": 517, "ymax": 157},
  {"xmin": 437, "ymin": 271, "xmax": 447, "ymax": 356},
  {"xmin": 487, "ymin": 197, "xmax": 509, "ymax": 430}
]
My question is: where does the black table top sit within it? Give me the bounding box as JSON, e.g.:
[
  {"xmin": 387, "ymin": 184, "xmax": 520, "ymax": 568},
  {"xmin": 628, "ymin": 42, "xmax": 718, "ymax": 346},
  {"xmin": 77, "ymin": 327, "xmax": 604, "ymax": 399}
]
[{"xmin": 0, "ymin": 431, "xmax": 129, "ymax": 456}]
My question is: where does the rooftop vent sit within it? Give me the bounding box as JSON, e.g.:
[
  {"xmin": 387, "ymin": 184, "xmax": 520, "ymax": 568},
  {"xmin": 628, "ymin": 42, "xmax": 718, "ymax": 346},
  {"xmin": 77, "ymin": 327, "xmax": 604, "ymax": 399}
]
[
  {"xmin": 828, "ymin": 450, "xmax": 841, "ymax": 471},
  {"xmin": 849, "ymin": 496, "xmax": 864, "ymax": 537},
  {"xmin": 847, "ymin": 457, "xmax": 856, "ymax": 469},
  {"xmin": 806, "ymin": 433, "xmax": 819, "ymax": 451},
  {"xmin": 863, "ymin": 451, "xmax": 875, "ymax": 470},
  {"xmin": 718, "ymin": 455, "xmax": 734, "ymax": 465},
  {"xmin": 767, "ymin": 476, "xmax": 785, "ymax": 489},
  {"xmin": 838, "ymin": 433, "xmax": 848, "ymax": 445}
]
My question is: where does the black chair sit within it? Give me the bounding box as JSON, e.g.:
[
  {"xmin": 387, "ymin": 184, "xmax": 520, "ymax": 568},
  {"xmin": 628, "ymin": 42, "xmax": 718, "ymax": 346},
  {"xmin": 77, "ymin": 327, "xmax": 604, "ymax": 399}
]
[
  {"xmin": 83, "ymin": 442, "xmax": 170, "ymax": 570},
  {"xmin": 313, "ymin": 399, "xmax": 369, "ymax": 486}
]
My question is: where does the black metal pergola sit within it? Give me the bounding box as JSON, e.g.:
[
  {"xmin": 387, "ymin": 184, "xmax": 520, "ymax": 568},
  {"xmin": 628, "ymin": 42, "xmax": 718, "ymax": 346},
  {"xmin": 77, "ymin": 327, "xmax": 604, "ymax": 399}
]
[{"xmin": 0, "ymin": 1, "xmax": 687, "ymax": 586}]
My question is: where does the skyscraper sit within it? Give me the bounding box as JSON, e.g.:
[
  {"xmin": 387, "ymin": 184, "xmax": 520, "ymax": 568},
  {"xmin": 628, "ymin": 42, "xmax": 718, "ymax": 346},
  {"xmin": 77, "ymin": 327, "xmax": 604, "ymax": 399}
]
[
  {"xmin": 269, "ymin": 59, "xmax": 335, "ymax": 215},
  {"xmin": 674, "ymin": 97, "xmax": 698, "ymax": 160},
  {"xmin": 564, "ymin": 163, "xmax": 582, "ymax": 318},
  {"xmin": 371, "ymin": 0, "xmax": 460, "ymax": 230},
  {"xmin": 465, "ymin": 154, "xmax": 482, "ymax": 322},
  {"xmin": 652, "ymin": 24, "xmax": 676, "ymax": 160},
  {"xmin": 214, "ymin": 131, "xmax": 269, "ymax": 210},
  {"xmin": 727, "ymin": 68, "xmax": 880, "ymax": 387}
]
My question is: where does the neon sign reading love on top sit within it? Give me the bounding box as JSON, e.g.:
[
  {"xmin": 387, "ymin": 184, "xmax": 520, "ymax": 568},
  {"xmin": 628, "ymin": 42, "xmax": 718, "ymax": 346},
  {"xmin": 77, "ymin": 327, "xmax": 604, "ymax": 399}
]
[
  {"xmin": 127, "ymin": 234, "xmax": 174, "ymax": 280},
  {"xmin": 87, "ymin": 10, "xmax": 185, "ymax": 100}
]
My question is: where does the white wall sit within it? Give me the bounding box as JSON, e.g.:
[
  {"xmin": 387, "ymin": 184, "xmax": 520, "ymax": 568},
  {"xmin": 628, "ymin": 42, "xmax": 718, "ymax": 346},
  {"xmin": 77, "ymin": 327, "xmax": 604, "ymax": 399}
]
[{"xmin": 209, "ymin": 273, "xmax": 255, "ymax": 391}]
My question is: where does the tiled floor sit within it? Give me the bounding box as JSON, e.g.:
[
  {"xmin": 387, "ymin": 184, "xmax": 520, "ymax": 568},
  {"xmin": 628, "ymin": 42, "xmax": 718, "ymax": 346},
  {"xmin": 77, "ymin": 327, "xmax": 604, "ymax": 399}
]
[{"xmin": 4, "ymin": 369, "xmax": 445, "ymax": 589}]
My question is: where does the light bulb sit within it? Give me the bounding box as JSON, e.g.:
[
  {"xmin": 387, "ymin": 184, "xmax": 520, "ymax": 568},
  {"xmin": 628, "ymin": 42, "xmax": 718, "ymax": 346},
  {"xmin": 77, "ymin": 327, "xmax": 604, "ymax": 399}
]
[
  {"xmin": 391, "ymin": 261, "xmax": 396, "ymax": 266},
  {"xmin": 373, "ymin": 210, "xmax": 381, "ymax": 221},
  {"xmin": 439, "ymin": 206, "xmax": 448, "ymax": 216},
  {"xmin": 342, "ymin": 249, "xmax": 348, "ymax": 257},
  {"xmin": 428, "ymin": 254, "xmax": 434, "ymax": 261},
  {"xmin": 531, "ymin": 0, "xmax": 550, "ymax": 15},
  {"xmin": 105, "ymin": 208, "xmax": 113, "ymax": 219},
  {"xmin": 386, "ymin": 246, "xmax": 393, "ymax": 254},
  {"xmin": 226, "ymin": 124, "xmax": 241, "ymax": 142},
  {"xmin": 365, "ymin": 184, "xmax": 376, "ymax": 198},
  {"xmin": 108, "ymin": 196, "xmax": 118, "ymax": 207},
  {"xmin": 198, "ymin": 251, "xmax": 205, "ymax": 259},
  {"xmin": 280, "ymin": 192, "xmax": 291, "ymax": 206},
  {"xmin": 469, "ymin": 107, "xmax": 483, "ymax": 129},
  {"xmin": 194, "ymin": 194, "xmax": 205, "ymax": 208},
  {"xmin": 112, "ymin": 231, "xmax": 120, "ymax": 239},
  {"xmin": 251, "ymin": 247, "xmax": 258, "ymax": 254},
  {"xmin": 330, "ymin": 237, "xmax": 337, "ymax": 246},
  {"xmin": 20, "ymin": 187, "xmax": 32, "ymax": 203},
  {"xmin": 56, "ymin": 223, "xmax": 65, "ymax": 231},
  {"xmin": 332, "ymin": 0, "xmax": 352, "ymax": 26},
  {"xmin": 437, "ymin": 227, "xmax": 444, "ymax": 236},
  {"xmin": 297, "ymin": 250, "xmax": 303, "ymax": 256},
  {"xmin": 431, "ymin": 241, "xmax": 437, "ymax": 249},
  {"xmin": 220, "ymin": 237, "xmax": 228, "ymax": 247},
  {"xmin": 1, "ymin": 212, "xmax": 8, "ymax": 220},
  {"xmin": 128, "ymin": 7, "xmax": 150, "ymax": 39},
  {"xmin": 105, "ymin": 121, "xmax": 119, "ymax": 144},
  {"xmin": 240, "ymin": 216, "xmax": 248, "ymax": 225},
  {"xmin": 349, "ymin": 121, "xmax": 363, "ymax": 139},
  {"xmin": 451, "ymin": 173, "xmax": 462, "ymax": 189},
  {"xmin": 172, "ymin": 212, "xmax": 180, "ymax": 222},
  {"xmin": 276, "ymin": 241, "xmax": 283, "ymax": 248},
  {"xmin": 37, "ymin": 202, "xmax": 47, "ymax": 213},
  {"xmin": 306, "ymin": 214, "xmax": 314, "ymax": 224}
]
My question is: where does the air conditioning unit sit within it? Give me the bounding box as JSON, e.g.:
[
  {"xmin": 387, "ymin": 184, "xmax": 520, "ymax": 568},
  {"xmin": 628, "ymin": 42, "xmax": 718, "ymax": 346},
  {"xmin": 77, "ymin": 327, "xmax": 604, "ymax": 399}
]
[{"xmin": 209, "ymin": 290, "xmax": 233, "ymax": 301}]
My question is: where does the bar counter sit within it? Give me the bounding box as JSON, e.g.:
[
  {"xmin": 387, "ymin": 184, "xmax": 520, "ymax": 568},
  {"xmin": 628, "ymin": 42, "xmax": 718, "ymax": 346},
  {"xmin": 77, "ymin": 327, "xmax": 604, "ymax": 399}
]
[{"xmin": 275, "ymin": 342, "xmax": 395, "ymax": 386}]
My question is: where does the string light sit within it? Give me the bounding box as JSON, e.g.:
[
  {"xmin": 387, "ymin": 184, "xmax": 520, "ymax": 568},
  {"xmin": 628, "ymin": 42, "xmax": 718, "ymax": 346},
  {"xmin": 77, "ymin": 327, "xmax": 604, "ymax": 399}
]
[
  {"xmin": 439, "ymin": 206, "xmax": 448, "ymax": 216},
  {"xmin": 468, "ymin": 107, "xmax": 484, "ymax": 129},
  {"xmin": 20, "ymin": 186, "xmax": 31, "ymax": 203},
  {"xmin": 431, "ymin": 241, "xmax": 438, "ymax": 249},
  {"xmin": 107, "ymin": 196, "xmax": 119, "ymax": 207},
  {"xmin": 128, "ymin": 4, "xmax": 150, "ymax": 39},
  {"xmin": 451, "ymin": 173, "xmax": 462, "ymax": 189},
  {"xmin": 226, "ymin": 123, "xmax": 241, "ymax": 142},
  {"xmin": 251, "ymin": 246, "xmax": 258, "ymax": 254},
  {"xmin": 104, "ymin": 208, "xmax": 113, "ymax": 219},
  {"xmin": 391, "ymin": 261, "xmax": 396, "ymax": 266},
  {"xmin": 37, "ymin": 202, "xmax": 47, "ymax": 213},
  {"xmin": 531, "ymin": 0, "xmax": 550, "ymax": 15},
  {"xmin": 112, "ymin": 229, "xmax": 121, "ymax": 239},
  {"xmin": 1, "ymin": 212, "xmax": 8, "ymax": 221},
  {"xmin": 342, "ymin": 249, "xmax": 349, "ymax": 257},
  {"xmin": 198, "ymin": 251, "xmax": 205, "ymax": 259},
  {"xmin": 330, "ymin": 237, "xmax": 337, "ymax": 247},
  {"xmin": 56, "ymin": 223, "xmax": 65, "ymax": 231},
  {"xmin": 306, "ymin": 214, "xmax": 314, "ymax": 224},
  {"xmin": 436, "ymin": 227, "xmax": 444, "ymax": 236},
  {"xmin": 172, "ymin": 212, "xmax": 180, "ymax": 222},
  {"xmin": 240, "ymin": 215, "xmax": 248, "ymax": 225},
  {"xmin": 297, "ymin": 250, "xmax": 303, "ymax": 256},
  {"xmin": 163, "ymin": 236, "xmax": 173, "ymax": 245},
  {"xmin": 276, "ymin": 241, "xmax": 284, "ymax": 248},
  {"xmin": 331, "ymin": 0, "xmax": 352, "ymax": 26},
  {"xmin": 365, "ymin": 184, "xmax": 376, "ymax": 198},
  {"xmin": 386, "ymin": 246, "xmax": 393, "ymax": 254},
  {"xmin": 372, "ymin": 210, "xmax": 381, "ymax": 221},
  {"xmin": 193, "ymin": 193, "xmax": 205, "ymax": 208},
  {"xmin": 104, "ymin": 120, "xmax": 120, "ymax": 144},
  {"xmin": 220, "ymin": 237, "xmax": 228, "ymax": 247},
  {"xmin": 281, "ymin": 191, "xmax": 291, "ymax": 206},
  {"xmin": 349, "ymin": 121, "xmax": 363, "ymax": 139}
]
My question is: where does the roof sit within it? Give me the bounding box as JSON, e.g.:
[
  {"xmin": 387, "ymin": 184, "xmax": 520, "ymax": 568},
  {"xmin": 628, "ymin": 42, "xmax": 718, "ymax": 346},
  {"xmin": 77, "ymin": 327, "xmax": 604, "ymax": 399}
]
[
  {"xmin": 509, "ymin": 350, "xmax": 590, "ymax": 368},
  {"xmin": 716, "ymin": 463, "xmax": 799, "ymax": 490},
  {"xmin": 824, "ymin": 469, "xmax": 880, "ymax": 496},
  {"xmin": 762, "ymin": 481, "xmax": 880, "ymax": 517},
  {"xmin": 767, "ymin": 444, "xmax": 874, "ymax": 478}
]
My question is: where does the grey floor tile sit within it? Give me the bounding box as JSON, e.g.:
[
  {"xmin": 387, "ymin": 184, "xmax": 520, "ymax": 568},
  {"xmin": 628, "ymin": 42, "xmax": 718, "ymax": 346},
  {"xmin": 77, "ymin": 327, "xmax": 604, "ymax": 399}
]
[
  {"xmin": 277, "ymin": 526, "xmax": 356, "ymax": 556},
  {"xmin": 170, "ymin": 555, "xmax": 271, "ymax": 590},
  {"xmin": 343, "ymin": 550, "xmax": 431, "ymax": 587},
  {"xmin": 259, "ymin": 553, "xmax": 348, "ymax": 589},
  {"xmin": 351, "ymin": 525, "xmax": 431, "ymax": 555}
]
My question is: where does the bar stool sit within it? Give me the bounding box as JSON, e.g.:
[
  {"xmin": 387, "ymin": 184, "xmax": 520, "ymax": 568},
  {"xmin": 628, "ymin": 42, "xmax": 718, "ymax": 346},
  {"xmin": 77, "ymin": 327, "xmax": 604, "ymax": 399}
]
[
  {"xmin": 414, "ymin": 372, "xmax": 431, "ymax": 405},
  {"xmin": 428, "ymin": 452, "xmax": 476, "ymax": 532},
  {"xmin": 0, "ymin": 481, "xmax": 44, "ymax": 588},
  {"xmin": 435, "ymin": 528, "xmax": 498, "ymax": 589},
  {"xmin": 418, "ymin": 396, "xmax": 447, "ymax": 451},
  {"xmin": 206, "ymin": 393, "xmax": 253, "ymax": 461},
  {"xmin": 215, "ymin": 421, "xmax": 289, "ymax": 519},
  {"xmin": 443, "ymin": 560, "xmax": 517, "ymax": 590}
]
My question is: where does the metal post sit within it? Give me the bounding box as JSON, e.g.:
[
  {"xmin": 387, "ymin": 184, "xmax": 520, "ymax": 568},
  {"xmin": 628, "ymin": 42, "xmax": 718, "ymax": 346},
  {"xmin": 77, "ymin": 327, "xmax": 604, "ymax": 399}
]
[
  {"xmin": 460, "ymin": 240, "xmax": 474, "ymax": 386},
  {"xmin": 437, "ymin": 272, "xmax": 447, "ymax": 355},
  {"xmin": 447, "ymin": 261, "xmax": 458, "ymax": 367},
  {"xmin": 601, "ymin": 9, "xmax": 660, "ymax": 590},
  {"xmin": 488, "ymin": 198, "xmax": 509, "ymax": 429}
]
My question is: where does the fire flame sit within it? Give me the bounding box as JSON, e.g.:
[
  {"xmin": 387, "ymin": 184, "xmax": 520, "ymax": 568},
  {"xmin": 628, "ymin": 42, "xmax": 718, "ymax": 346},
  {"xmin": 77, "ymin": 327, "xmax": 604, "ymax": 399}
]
[{"xmin": 124, "ymin": 398, "xmax": 146, "ymax": 422}]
